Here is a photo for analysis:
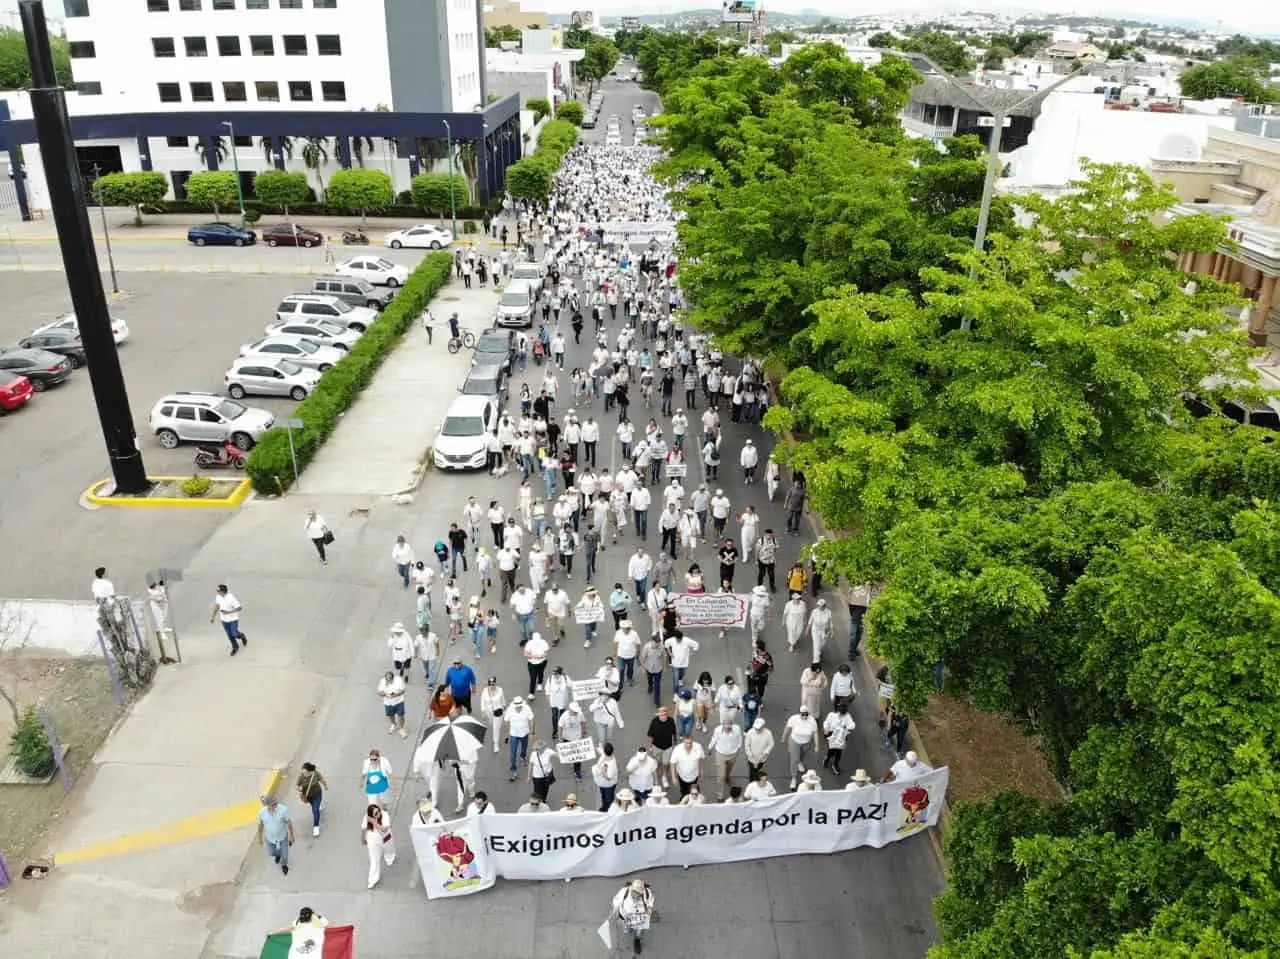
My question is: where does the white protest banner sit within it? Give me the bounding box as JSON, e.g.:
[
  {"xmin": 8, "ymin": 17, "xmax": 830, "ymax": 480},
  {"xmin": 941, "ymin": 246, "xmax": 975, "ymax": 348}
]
[
  {"xmin": 572, "ymin": 677, "xmax": 607, "ymax": 700},
  {"xmin": 600, "ymin": 221, "xmax": 677, "ymax": 239},
  {"xmin": 556, "ymin": 736, "xmax": 597, "ymax": 764},
  {"xmin": 574, "ymin": 599, "xmax": 605, "ymax": 624},
  {"xmin": 877, "ymin": 682, "xmax": 895, "ymax": 702},
  {"xmin": 411, "ymin": 770, "xmax": 947, "ymax": 890},
  {"xmin": 674, "ymin": 592, "xmax": 748, "ymax": 629},
  {"xmin": 408, "ymin": 818, "xmax": 496, "ymax": 899}
]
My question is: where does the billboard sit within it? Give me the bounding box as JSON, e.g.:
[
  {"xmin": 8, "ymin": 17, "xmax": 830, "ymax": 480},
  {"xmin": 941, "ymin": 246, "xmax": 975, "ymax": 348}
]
[
  {"xmin": 621, "ymin": 16, "xmax": 641, "ymax": 30},
  {"xmin": 723, "ymin": 0, "xmax": 755, "ymax": 23},
  {"xmin": 570, "ymin": 10, "xmax": 596, "ymax": 27}
]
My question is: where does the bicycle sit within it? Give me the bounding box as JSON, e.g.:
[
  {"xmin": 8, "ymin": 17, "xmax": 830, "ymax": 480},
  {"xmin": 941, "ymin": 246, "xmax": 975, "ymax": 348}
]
[{"xmin": 447, "ymin": 330, "xmax": 477, "ymax": 353}]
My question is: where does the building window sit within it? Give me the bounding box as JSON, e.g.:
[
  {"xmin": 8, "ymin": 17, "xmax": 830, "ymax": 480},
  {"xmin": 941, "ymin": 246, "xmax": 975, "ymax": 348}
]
[
  {"xmin": 166, "ymin": 136, "xmax": 189, "ymax": 147},
  {"xmin": 63, "ymin": 0, "xmax": 90, "ymax": 15},
  {"xmin": 313, "ymin": 0, "xmax": 336, "ymax": 6},
  {"xmin": 223, "ymin": 80, "xmax": 247, "ymax": 101},
  {"xmin": 217, "ymin": 35, "xmax": 240, "ymax": 55},
  {"xmin": 75, "ymin": 81, "xmax": 103, "ymax": 95},
  {"xmin": 157, "ymin": 82, "xmax": 182, "ymax": 103},
  {"xmin": 179, "ymin": 0, "xmax": 201, "ymax": 9},
  {"xmin": 232, "ymin": 135, "xmax": 252, "ymax": 147},
  {"xmin": 280, "ymin": 0, "xmax": 302, "ymax": 6},
  {"xmin": 69, "ymin": 41, "xmax": 96, "ymax": 58},
  {"xmin": 190, "ymin": 81, "xmax": 214, "ymax": 102},
  {"xmin": 249, "ymin": 35, "xmax": 273, "ymax": 56},
  {"xmin": 147, "ymin": 0, "xmax": 169, "ymax": 10},
  {"xmin": 283, "ymin": 34, "xmax": 307, "ymax": 56},
  {"xmin": 321, "ymin": 80, "xmax": 346, "ymax": 102},
  {"xmin": 212, "ymin": 0, "xmax": 235, "ymax": 8},
  {"xmin": 288, "ymin": 80, "xmax": 313, "ymax": 102},
  {"xmin": 316, "ymin": 34, "xmax": 341, "ymax": 55},
  {"xmin": 255, "ymin": 80, "xmax": 280, "ymax": 101},
  {"xmin": 184, "ymin": 36, "xmax": 208, "ymax": 56},
  {"xmin": 246, "ymin": 0, "xmax": 267, "ymax": 7},
  {"xmin": 153, "ymin": 37, "xmax": 176, "ymax": 57}
]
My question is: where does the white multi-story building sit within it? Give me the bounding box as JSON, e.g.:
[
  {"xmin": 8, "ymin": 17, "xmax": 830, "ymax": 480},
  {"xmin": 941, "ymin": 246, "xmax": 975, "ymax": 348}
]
[{"xmin": 9, "ymin": 0, "xmax": 491, "ymax": 207}]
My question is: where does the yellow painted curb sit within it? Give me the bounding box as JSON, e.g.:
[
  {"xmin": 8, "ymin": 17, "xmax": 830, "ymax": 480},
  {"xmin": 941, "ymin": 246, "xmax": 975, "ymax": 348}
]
[
  {"xmin": 83, "ymin": 475, "xmax": 251, "ymax": 508},
  {"xmin": 53, "ymin": 767, "xmax": 285, "ymax": 866},
  {"xmin": 13, "ymin": 234, "xmax": 190, "ymax": 243}
]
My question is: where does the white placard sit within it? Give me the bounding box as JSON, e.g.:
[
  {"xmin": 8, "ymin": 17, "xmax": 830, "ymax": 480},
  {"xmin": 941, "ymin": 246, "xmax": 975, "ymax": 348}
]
[
  {"xmin": 674, "ymin": 592, "xmax": 749, "ymax": 629},
  {"xmin": 555, "ymin": 736, "xmax": 597, "ymax": 764},
  {"xmin": 575, "ymin": 599, "xmax": 605, "ymax": 624},
  {"xmin": 877, "ymin": 682, "xmax": 895, "ymax": 701},
  {"xmin": 572, "ymin": 677, "xmax": 607, "ymax": 700},
  {"xmin": 665, "ymin": 462, "xmax": 687, "ymax": 478}
]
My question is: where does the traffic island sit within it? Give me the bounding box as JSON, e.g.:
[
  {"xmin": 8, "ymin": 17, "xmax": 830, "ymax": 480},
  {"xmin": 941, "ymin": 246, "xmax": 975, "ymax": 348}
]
[{"xmin": 82, "ymin": 475, "xmax": 251, "ymax": 509}]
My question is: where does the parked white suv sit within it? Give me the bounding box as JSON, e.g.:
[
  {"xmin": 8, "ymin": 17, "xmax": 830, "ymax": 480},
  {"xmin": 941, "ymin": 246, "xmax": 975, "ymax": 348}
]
[
  {"xmin": 274, "ymin": 294, "xmax": 376, "ymax": 333},
  {"xmin": 147, "ymin": 391, "xmax": 275, "ymax": 451}
]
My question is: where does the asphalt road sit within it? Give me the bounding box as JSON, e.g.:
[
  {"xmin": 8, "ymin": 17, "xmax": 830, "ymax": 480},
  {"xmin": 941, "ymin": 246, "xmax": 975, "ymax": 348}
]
[{"xmin": 206, "ymin": 73, "xmax": 944, "ymax": 959}]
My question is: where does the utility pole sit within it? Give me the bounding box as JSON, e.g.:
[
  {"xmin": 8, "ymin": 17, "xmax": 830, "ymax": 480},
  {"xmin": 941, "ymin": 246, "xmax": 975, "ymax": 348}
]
[
  {"xmin": 443, "ymin": 119, "xmax": 457, "ymax": 240},
  {"xmin": 223, "ymin": 120, "xmax": 246, "ymax": 227}
]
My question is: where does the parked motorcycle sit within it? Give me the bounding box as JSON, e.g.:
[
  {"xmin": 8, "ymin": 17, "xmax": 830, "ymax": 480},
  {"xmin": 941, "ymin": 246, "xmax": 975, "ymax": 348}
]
[
  {"xmin": 341, "ymin": 230, "xmax": 369, "ymax": 245},
  {"xmin": 194, "ymin": 442, "xmax": 247, "ymax": 470}
]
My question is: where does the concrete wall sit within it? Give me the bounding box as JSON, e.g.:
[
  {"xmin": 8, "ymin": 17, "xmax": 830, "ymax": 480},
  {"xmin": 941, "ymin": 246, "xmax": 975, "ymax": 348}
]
[
  {"xmin": 487, "ymin": 69, "xmax": 554, "ymax": 111},
  {"xmin": 1203, "ymin": 128, "xmax": 1280, "ymax": 203},
  {"xmin": 1, "ymin": 600, "xmax": 104, "ymax": 658}
]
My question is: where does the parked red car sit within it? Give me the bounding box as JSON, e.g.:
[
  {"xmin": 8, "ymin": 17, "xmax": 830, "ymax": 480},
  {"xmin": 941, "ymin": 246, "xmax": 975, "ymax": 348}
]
[
  {"xmin": 0, "ymin": 370, "xmax": 33, "ymax": 412},
  {"xmin": 261, "ymin": 223, "xmax": 324, "ymax": 248}
]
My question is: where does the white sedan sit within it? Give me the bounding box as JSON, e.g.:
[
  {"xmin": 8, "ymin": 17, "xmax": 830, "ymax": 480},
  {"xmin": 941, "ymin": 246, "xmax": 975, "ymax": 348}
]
[
  {"xmin": 335, "ymin": 256, "xmax": 411, "ymax": 288},
  {"xmin": 239, "ymin": 334, "xmax": 346, "ymax": 372},
  {"xmin": 224, "ymin": 357, "xmax": 321, "ymax": 401},
  {"xmin": 384, "ymin": 225, "xmax": 453, "ymax": 250},
  {"xmin": 33, "ymin": 312, "xmax": 129, "ymax": 345}
]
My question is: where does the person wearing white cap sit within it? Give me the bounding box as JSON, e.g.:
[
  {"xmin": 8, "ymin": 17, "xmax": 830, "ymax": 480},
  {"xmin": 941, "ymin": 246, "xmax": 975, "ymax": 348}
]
[
  {"xmin": 808, "ymin": 598, "xmax": 833, "ymax": 663},
  {"xmin": 479, "ymin": 677, "xmax": 507, "ymax": 754},
  {"xmin": 505, "ymin": 696, "xmax": 535, "ymax": 781},
  {"xmin": 557, "ymin": 701, "xmax": 587, "ymax": 781},
  {"xmin": 690, "ymin": 482, "xmax": 711, "ymax": 538},
  {"xmin": 626, "ymin": 746, "xmax": 659, "ymax": 804},
  {"xmin": 612, "ymin": 878, "xmax": 656, "ymax": 955},
  {"xmin": 386, "ymin": 622, "xmax": 414, "ymax": 682},
  {"xmin": 739, "ymin": 438, "xmax": 759, "ymax": 484},
  {"xmin": 783, "ymin": 592, "xmax": 808, "ymax": 653},
  {"xmin": 523, "ymin": 630, "xmax": 551, "ymax": 697},
  {"xmin": 846, "ymin": 769, "xmax": 873, "ymax": 791},
  {"xmin": 782, "ymin": 706, "xmax": 820, "ymax": 790},
  {"xmin": 748, "ymin": 585, "xmax": 771, "ymax": 643},
  {"xmin": 743, "ymin": 717, "xmax": 775, "ymax": 781},
  {"xmin": 710, "ymin": 489, "xmax": 732, "ymax": 538},
  {"xmin": 377, "ymin": 670, "xmax": 408, "ymax": 738},
  {"xmin": 884, "ymin": 750, "xmax": 933, "ymax": 784},
  {"xmin": 795, "ymin": 769, "xmax": 823, "ymax": 793}
]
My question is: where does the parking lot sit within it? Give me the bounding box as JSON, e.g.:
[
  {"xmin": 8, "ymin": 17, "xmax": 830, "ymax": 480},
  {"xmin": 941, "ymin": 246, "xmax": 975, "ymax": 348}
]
[{"xmin": 0, "ymin": 260, "xmax": 426, "ymax": 599}]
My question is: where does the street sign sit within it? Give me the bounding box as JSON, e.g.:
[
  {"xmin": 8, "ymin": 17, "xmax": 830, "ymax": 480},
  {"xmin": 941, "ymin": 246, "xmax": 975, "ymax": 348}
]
[{"xmin": 285, "ymin": 418, "xmax": 304, "ymax": 429}]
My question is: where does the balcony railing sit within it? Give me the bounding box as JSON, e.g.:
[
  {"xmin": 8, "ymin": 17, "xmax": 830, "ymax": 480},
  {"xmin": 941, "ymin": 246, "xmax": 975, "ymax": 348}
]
[{"xmin": 1235, "ymin": 104, "xmax": 1280, "ymax": 139}]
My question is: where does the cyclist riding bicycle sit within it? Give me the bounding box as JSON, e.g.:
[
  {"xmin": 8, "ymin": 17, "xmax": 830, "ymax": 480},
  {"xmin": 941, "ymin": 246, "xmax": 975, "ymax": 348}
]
[{"xmin": 448, "ymin": 313, "xmax": 460, "ymax": 341}]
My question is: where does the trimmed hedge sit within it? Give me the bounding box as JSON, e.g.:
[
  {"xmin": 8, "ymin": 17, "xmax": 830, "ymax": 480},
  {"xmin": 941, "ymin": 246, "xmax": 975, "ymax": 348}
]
[
  {"xmin": 245, "ymin": 251, "xmax": 454, "ymax": 495},
  {"xmin": 136, "ymin": 199, "xmax": 497, "ymax": 220}
]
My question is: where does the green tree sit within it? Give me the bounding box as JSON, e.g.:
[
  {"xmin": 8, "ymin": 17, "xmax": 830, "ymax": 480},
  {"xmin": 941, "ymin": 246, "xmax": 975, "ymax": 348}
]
[
  {"xmin": 299, "ymin": 136, "xmax": 331, "ymax": 196},
  {"xmin": 898, "ymin": 30, "xmax": 977, "ymax": 74},
  {"xmin": 983, "ymin": 45, "xmax": 1014, "ymax": 69},
  {"xmin": 184, "ymin": 171, "xmax": 239, "ymax": 220},
  {"xmin": 867, "ymin": 31, "xmax": 895, "ymax": 48},
  {"xmin": 555, "ymin": 99, "xmax": 585, "ymax": 125},
  {"xmin": 251, "ymin": 170, "xmax": 310, "ymax": 214},
  {"xmin": 577, "ymin": 39, "xmax": 620, "ymax": 99},
  {"xmin": 563, "ymin": 25, "xmax": 594, "ymax": 50},
  {"xmin": 1178, "ymin": 56, "xmax": 1274, "ymax": 100},
  {"xmin": 92, "ymin": 171, "xmax": 168, "ymax": 227},
  {"xmin": 324, "ymin": 168, "xmax": 393, "ymax": 228},
  {"xmin": 504, "ymin": 156, "xmax": 555, "ymax": 203},
  {"xmin": 527, "ymin": 97, "xmax": 552, "ymax": 123},
  {"xmin": 485, "ymin": 24, "xmax": 521, "ymax": 47},
  {"xmin": 0, "ymin": 27, "xmax": 71, "ymax": 89},
  {"xmin": 410, "ymin": 171, "xmax": 469, "ymax": 216}
]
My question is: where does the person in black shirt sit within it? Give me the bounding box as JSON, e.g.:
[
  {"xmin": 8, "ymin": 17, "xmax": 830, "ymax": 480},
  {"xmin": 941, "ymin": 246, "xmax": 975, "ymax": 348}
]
[
  {"xmin": 646, "ymin": 705, "xmax": 678, "ymax": 791},
  {"xmin": 718, "ymin": 540, "xmax": 738, "ymax": 591},
  {"xmin": 447, "ymin": 524, "xmax": 468, "ymax": 577},
  {"xmin": 533, "ymin": 391, "xmax": 552, "ymax": 421}
]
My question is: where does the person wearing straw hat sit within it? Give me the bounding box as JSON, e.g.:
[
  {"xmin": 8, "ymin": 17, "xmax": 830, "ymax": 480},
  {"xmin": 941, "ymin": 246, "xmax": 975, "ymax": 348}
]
[
  {"xmin": 387, "ymin": 623, "xmax": 414, "ymax": 681},
  {"xmin": 796, "ymin": 769, "xmax": 823, "ymax": 793},
  {"xmin": 846, "ymin": 769, "xmax": 873, "ymax": 791}
]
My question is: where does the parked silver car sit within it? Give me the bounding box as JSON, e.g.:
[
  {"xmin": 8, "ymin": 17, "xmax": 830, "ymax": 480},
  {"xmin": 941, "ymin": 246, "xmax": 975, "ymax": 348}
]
[
  {"xmin": 239, "ymin": 334, "xmax": 346, "ymax": 372},
  {"xmin": 264, "ymin": 317, "xmax": 361, "ymax": 350},
  {"xmin": 310, "ymin": 276, "xmax": 395, "ymax": 311},
  {"xmin": 224, "ymin": 357, "xmax": 322, "ymax": 401},
  {"xmin": 274, "ymin": 294, "xmax": 378, "ymax": 333},
  {"xmin": 147, "ymin": 391, "xmax": 275, "ymax": 450}
]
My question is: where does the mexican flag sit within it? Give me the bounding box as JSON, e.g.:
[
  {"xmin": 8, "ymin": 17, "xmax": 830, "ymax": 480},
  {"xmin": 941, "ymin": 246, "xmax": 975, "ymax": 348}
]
[{"xmin": 260, "ymin": 924, "xmax": 354, "ymax": 959}]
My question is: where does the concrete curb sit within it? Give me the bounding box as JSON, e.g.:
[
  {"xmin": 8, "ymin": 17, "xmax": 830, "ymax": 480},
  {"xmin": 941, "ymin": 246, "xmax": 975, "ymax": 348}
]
[{"xmin": 83, "ymin": 476, "xmax": 252, "ymax": 509}]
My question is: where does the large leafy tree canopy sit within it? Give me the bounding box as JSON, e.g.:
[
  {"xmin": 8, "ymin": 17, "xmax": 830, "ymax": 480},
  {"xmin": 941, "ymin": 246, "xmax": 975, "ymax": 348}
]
[{"xmin": 645, "ymin": 29, "xmax": 1280, "ymax": 959}]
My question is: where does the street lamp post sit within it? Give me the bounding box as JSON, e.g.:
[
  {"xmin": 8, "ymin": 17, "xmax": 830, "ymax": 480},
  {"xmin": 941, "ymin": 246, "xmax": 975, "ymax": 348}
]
[
  {"xmin": 442, "ymin": 119, "xmax": 457, "ymax": 240},
  {"xmin": 222, "ymin": 120, "xmax": 246, "ymax": 227},
  {"xmin": 91, "ymin": 163, "xmax": 119, "ymax": 295}
]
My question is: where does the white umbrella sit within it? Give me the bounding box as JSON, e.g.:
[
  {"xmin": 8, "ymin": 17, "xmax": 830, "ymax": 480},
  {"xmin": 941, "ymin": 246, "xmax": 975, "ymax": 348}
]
[{"xmin": 413, "ymin": 715, "xmax": 488, "ymax": 774}]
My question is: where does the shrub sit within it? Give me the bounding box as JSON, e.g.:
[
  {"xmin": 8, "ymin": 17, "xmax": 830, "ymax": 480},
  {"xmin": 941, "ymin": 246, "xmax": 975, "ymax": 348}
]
[
  {"xmin": 252, "ymin": 170, "xmax": 310, "ymax": 213},
  {"xmin": 10, "ymin": 707, "xmax": 55, "ymax": 779},
  {"xmin": 462, "ymin": 220, "xmax": 478, "ymax": 234},
  {"xmin": 246, "ymin": 251, "xmax": 454, "ymax": 495},
  {"xmin": 324, "ymin": 168, "xmax": 394, "ymax": 228},
  {"xmin": 528, "ymin": 97, "xmax": 552, "ymax": 123},
  {"xmin": 181, "ymin": 475, "xmax": 213, "ymax": 497},
  {"xmin": 506, "ymin": 156, "xmax": 555, "ymax": 203},
  {"xmin": 133, "ymin": 199, "xmax": 493, "ymax": 220},
  {"xmin": 241, "ymin": 208, "xmax": 262, "ymax": 225},
  {"xmin": 92, "ymin": 171, "xmax": 169, "ymax": 226},
  {"xmin": 184, "ymin": 171, "xmax": 239, "ymax": 221},
  {"xmin": 410, "ymin": 171, "xmax": 470, "ymax": 216},
  {"xmin": 555, "ymin": 100, "xmax": 586, "ymax": 126}
]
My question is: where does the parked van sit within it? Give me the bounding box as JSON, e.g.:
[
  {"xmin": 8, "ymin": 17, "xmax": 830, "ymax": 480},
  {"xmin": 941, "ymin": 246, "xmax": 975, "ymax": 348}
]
[
  {"xmin": 310, "ymin": 276, "xmax": 395, "ymax": 311},
  {"xmin": 495, "ymin": 279, "xmax": 535, "ymax": 329}
]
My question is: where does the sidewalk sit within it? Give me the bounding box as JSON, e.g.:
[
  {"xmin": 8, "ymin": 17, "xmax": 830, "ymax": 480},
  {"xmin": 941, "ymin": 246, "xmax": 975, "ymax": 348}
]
[{"xmin": 0, "ymin": 276, "xmax": 501, "ymax": 959}]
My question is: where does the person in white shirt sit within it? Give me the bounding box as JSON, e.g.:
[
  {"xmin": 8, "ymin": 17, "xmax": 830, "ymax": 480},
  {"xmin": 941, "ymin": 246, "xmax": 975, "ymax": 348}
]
[
  {"xmin": 710, "ymin": 490, "xmax": 732, "ymax": 539},
  {"xmin": 830, "ymin": 663, "xmax": 856, "ymax": 709},
  {"xmin": 505, "ymin": 696, "xmax": 535, "ymax": 781},
  {"xmin": 91, "ymin": 566, "xmax": 115, "ymax": 603},
  {"xmin": 497, "ymin": 546, "xmax": 519, "ymax": 601},
  {"xmin": 610, "ymin": 787, "xmax": 641, "ymax": 813},
  {"xmin": 387, "ymin": 622, "xmax": 414, "ymax": 682},
  {"xmin": 629, "ymin": 483, "xmax": 652, "ymax": 540},
  {"xmin": 377, "ymin": 670, "xmax": 408, "ymax": 738},
  {"xmin": 822, "ymin": 702, "xmax": 856, "ymax": 777},
  {"xmin": 517, "ymin": 795, "xmax": 550, "ymax": 813},
  {"xmin": 556, "ymin": 700, "xmax": 587, "ymax": 781},
  {"xmin": 590, "ymin": 689, "xmax": 624, "ymax": 744},
  {"xmin": 614, "ymin": 620, "xmax": 642, "ymax": 689},
  {"xmin": 795, "ymin": 769, "xmax": 823, "ymax": 793},
  {"xmin": 808, "ymin": 598, "xmax": 833, "ymax": 663},
  {"xmin": 527, "ymin": 543, "xmax": 551, "ymax": 595},
  {"xmin": 783, "ymin": 706, "xmax": 821, "ymax": 790},
  {"xmin": 560, "ymin": 792, "xmax": 586, "ymax": 812},
  {"xmin": 680, "ymin": 784, "xmax": 705, "ymax": 806},
  {"xmin": 671, "ymin": 735, "xmax": 705, "ymax": 798},
  {"xmin": 739, "ymin": 438, "xmax": 759, "ymax": 483},
  {"xmin": 744, "ymin": 771, "xmax": 777, "ymax": 801},
  {"xmin": 661, "ymin": 479, "xmax": 685, "ymax": 512},
  {"xmin": 511, "ymin": 585, "xmax": 538, "ymax": 645},
  {"xmin": 543, "ymin": 584, "xmax": 571, "ymax": 645},
  {"xmin": 523, "ymin": 631, "xmax": 551, "ymax": 698},
  {"xmin": 529, "ymin": 738, "xmax": 558, "ymax": 802},
  {"xmin": 209, "ymin": 584, "xmax": 247, "ymax": 655},
  {"xmin": 593, "ymin": 742, "xmax": 620, "ymax": 811},
  {"xmin": 613, "ymin": 879, "xmax": 657, "ymax": 956},
  {"xmin": 715, "ymin": 675, "xmax": 743, "ymax": 726},
  {"xmin": 626, "ymin": 746, "xmax": 659, "ymax": 804},
  {"xmin": 664, "ymin": 630, "xmax": 699, "ymax": 692},
  {"xmin": 546, "ymin": 666, "xmax": 574, "ymax": 732},
  {"xmin": 846, "ymin": 769, "xmax": 874, "ymax": 791},
  {"xmin": 784, "ymin": 593, "xmax": 808, "ymax": 652},
  {"xmin": 883, "ymin": 750, "xmax": 933, "ymax": 784},
  {"xmin": 706, "ymin": 720, "xmax": 744, "ymax": 800},
  {"xmin": 304, "ymin": 510, "xmax": 330, "ymax": 564},
  {"xmin": 479, "ymin": 677, "xmax": 507, "ymax": 754},
  {"xmin": 627, "ymin": 548, "xmax": 653, "ymax": 603},
  {"xmin": 465, "ymin": 791, "xmax": 495, "ymax": 817},
  {"xmin": 748, "ymin": 585, "xmax": 771, "ymax": 643},
  {"xmin": 743, "ymin": 717, "xmax": 775, "ymax": 781},
  {"xmin": 391, "ymin": 535, "xmax": 415, "ymax": 589}
]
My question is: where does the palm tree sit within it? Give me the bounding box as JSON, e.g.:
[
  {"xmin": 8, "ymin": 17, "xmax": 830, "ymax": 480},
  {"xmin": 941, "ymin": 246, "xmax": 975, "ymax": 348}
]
[
  {"xmin": 456, "ymin": 141, "xmax": 478, "ymax": 202},
  {"xmin": 260, "ymin": 136, "xmax": 295, "ymax": 164},
  {"xmin": 416, "ymin": 137, "xmax": 448, "ymax": 172},
  {"xmin": 300, "ymin": 136, "xmax": 330, "ymax": 198},
  {"xmin": 193, "ymin": 136, "xmax": 228, "ymax": 167},
  {"xmin": 350, "ymin": 135, "xmax": 375, "ymax": 168}
]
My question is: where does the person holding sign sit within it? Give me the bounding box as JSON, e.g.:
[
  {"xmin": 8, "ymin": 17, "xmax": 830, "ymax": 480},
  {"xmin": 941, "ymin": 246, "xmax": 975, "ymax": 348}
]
[
  {"xmin": 556, "ymin": 702, "xmax": 587, "ymax": 781},
  {"xmin": 612, "ymin": 879, "xmax": 657, "ymax": 955}
]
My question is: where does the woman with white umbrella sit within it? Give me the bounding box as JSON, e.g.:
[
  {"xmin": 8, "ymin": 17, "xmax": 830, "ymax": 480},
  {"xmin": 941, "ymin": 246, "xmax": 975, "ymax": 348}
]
[{"xmin": 413, "ymin": 714, "xmax": 488, "ymax": 805}]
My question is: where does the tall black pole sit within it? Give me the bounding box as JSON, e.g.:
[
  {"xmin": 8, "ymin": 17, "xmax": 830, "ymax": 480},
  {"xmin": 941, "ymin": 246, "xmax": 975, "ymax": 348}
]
[{"xmin": 20, "ymin": 1, "xmax": 149, "ymax": 494}]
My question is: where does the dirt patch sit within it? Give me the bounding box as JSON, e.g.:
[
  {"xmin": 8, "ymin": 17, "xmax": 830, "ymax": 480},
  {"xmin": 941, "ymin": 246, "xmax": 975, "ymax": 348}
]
[
  {"xmin": 0, "ymin": 658, "xmax": 132, "ymax": 866},
  {"xmin": 914, "ymin": 692, "xmax": 1062, "ymax": 804}
]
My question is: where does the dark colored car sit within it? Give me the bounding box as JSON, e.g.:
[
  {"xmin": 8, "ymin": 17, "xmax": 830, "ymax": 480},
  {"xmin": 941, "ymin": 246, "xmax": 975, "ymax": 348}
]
[
  {"xmin": 0, "ymin": 346, "xmax": 73, "ymax": 391},
  {"xmin": 460, "ymin": 362, "xmax": 509, "ymax": 406},
  {"xmin": 187, "ymin": 222, "xmax": 257, "ymax": 247},
  {"xmin": 473, "ymin": 328, "xmax": 516, "ymax": 374},
  {"xmin": 0, "ymin": 370, "xmax": 33, "ymax": 411},
  {"xmin": 17, "ymin": 330, "xmax": 86, "ymax": 367},
  {"xmin": 1183, "ymin": 392, "xmax": 1280, "ymax": 433},
  {"xmin": 262, "ymin": 223, "xmax": 324, "ymax": 248}
]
